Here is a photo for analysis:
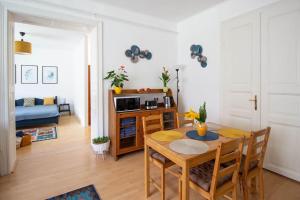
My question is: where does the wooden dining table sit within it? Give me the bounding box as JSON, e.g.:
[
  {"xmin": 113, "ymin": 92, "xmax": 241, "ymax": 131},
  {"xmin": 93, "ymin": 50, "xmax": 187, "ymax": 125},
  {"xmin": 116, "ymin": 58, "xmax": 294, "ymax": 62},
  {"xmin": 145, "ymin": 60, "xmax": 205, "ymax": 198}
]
[{"xmin": 144, "ymin": 122, "xmax": 246, "ymax": 200}]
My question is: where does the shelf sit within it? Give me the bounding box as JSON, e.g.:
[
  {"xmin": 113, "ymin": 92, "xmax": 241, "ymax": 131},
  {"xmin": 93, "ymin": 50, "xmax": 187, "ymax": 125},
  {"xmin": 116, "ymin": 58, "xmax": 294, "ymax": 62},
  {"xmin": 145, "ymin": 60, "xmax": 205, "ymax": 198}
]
[
  {"xmin": 120, "ymin": 123, "xmax": 136, "ymax": 128},
  {"xmin": 120, "ymin": 134, "xmax": 136, "ymax": 139},
  {"xmin": 164, "ymin": 120, "xmax": 174, "ymax": 123}
]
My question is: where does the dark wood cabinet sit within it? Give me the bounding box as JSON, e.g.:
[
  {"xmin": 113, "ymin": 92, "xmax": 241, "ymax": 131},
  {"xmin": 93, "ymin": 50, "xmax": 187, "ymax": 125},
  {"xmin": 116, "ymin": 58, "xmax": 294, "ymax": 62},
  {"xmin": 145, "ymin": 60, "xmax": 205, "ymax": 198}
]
[{"xmin": 108, "ymin": 89, "xmax": 177, "ymax": 160}]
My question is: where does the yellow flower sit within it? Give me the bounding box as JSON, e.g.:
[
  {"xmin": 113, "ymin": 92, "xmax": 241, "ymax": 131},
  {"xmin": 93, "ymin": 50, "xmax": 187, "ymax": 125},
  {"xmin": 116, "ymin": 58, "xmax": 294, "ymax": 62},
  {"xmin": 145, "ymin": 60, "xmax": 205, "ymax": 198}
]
[{"xmin": 185, "ymin": 109, "xmax": 199, "ymax": 119}]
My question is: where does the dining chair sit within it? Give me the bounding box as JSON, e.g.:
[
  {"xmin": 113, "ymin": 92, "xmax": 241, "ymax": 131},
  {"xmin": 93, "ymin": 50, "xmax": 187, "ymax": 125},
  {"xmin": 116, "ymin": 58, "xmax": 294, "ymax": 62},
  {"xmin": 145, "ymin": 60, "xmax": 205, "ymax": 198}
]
[
  {"xmin": 142, "ymin": 114, "xmax": 175, "ymax": 200},
  {"xmin": 240, "ymin": 127, "xmax": 271, "ymax": 200},
  {"xmin": 171, "ymin": 138, "xmax": 244, "ymax": 200},
  {"xmin": 176, "ymin": 112, "xmax": 194, "ymax": 128}
]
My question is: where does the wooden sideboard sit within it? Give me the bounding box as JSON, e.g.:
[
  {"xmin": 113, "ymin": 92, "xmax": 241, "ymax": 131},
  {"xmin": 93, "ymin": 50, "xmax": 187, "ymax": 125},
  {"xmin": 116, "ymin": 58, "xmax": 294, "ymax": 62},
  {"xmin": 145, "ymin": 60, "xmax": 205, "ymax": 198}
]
[{"xmin": 108, "ymin": 89, "xmax": 177, "ymax": 160}]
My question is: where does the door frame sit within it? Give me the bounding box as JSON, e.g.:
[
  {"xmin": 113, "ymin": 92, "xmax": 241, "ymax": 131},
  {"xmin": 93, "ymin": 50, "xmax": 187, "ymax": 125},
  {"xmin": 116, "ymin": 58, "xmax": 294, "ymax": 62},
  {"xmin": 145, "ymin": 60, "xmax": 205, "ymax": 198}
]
[{"xmin": 0, "ymin": 1, "xmax": 104, "ymax": 176}]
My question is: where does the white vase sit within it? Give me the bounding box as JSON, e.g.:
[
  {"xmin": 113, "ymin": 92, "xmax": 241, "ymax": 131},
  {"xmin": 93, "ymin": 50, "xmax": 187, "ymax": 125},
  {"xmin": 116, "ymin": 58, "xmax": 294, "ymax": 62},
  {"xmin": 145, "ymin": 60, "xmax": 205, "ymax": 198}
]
[{"xmin": 92, "ymin": 140, "xmax": 110, "ymax": 154}]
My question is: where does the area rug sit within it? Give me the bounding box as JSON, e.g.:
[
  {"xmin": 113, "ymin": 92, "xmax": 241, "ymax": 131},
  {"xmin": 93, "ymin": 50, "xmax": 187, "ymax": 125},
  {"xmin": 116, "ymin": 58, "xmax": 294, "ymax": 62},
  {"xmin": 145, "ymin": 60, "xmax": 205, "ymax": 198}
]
[
  {"xmin": 46, "ymin": 185, "xmax": 101, "ymax": 200},
  {"xmin": 18, "ymin": 127, "xmax": 57, "ymax": 142}
]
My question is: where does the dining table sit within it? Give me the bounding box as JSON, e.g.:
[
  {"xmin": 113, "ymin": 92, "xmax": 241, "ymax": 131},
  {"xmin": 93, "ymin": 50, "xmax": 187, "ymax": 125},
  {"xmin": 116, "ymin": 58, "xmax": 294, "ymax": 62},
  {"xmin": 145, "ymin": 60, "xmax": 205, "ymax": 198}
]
[{"xmin": 144, "ymin": 122, "xmax": 249, "ymax": 200}]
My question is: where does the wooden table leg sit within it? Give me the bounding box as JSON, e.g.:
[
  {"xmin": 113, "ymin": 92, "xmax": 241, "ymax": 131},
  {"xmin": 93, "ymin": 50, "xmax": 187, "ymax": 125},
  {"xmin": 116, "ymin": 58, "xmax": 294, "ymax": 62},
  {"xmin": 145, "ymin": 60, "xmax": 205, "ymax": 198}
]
[
  {"xmin": 144, "ymin": 143, "xmax": 150, "ymax": 198},
  {"xmin": 181, "ymin": 162, "xmax": 189, "ymax": 200}
]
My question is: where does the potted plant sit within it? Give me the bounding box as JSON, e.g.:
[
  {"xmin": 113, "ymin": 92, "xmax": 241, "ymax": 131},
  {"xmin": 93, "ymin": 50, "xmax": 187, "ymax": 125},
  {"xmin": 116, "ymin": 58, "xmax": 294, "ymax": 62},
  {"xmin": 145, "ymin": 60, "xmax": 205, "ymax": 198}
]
[
  {"xmin": 185, "ymin": 102, "xmax": 207, "ymax": 136},
  {"xmin": 159, "ymin": 67, "xmax": 171, "ymax": 92},
  {"xmin": 104, "ymin": 65, "xmax": 129, "ymax": 94},
  {"xmin": 92, "ymin": 136, "xmax": 110, "ymax": 154}
]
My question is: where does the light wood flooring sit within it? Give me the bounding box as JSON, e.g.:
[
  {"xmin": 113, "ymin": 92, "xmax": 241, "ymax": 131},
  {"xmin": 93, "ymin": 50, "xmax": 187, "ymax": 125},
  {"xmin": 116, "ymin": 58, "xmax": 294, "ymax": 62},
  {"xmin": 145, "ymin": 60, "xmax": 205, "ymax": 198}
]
[{"xmin": 0, "ymin": 116, "xmax": 299, "ymax": 200}]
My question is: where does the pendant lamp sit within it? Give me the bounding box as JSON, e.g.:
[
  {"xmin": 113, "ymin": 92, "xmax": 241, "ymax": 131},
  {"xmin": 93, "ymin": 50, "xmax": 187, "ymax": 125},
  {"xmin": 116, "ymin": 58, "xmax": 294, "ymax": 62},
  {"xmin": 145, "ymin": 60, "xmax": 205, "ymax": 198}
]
[{"xmin": 15, "ymin": 32, "xmax": 32, "ymax": 55}]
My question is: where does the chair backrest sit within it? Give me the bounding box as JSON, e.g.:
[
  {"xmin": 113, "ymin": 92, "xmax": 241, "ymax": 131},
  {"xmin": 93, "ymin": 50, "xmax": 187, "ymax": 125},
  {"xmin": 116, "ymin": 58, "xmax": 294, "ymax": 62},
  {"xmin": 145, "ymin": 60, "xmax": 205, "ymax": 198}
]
[
  {"xmin": 243, "ymin": 127, "xmax": 271, "ymax": 175},
  {"xmin": 210, "ymin": 138, "xmax": 244, "ymax": 196},
  {"xmin": 142, "ymin": 114, "xmax": 164, "ymax": 135},
  {"xmin": 176, "ymin": 112, "xmax": 194, "ymax": 128}
]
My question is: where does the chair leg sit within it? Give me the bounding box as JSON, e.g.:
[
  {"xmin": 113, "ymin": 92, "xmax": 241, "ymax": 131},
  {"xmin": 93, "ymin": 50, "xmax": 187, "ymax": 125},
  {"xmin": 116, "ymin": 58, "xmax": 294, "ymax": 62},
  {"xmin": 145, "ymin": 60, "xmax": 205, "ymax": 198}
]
[
  {"xmin": 232, "ymin": 184, "xmax": 238, "ymax": 200},
  {"xmin": 160, "ymin": 167, "xmax": 166, "ymax": 200},
  {"xmin": 242, "ymin": 178, "xmax": 249, "ymax": 200},
  {"xmin": 259, "ymin": 170, "xmax": 264, "ymax": 200},
  {"xmin": 250, "ymin": 177, "xmax": 257, "ymax": 193},
  {"xmin": 178, "ymin": 179, "xmax": 182, "ymax": 200}
]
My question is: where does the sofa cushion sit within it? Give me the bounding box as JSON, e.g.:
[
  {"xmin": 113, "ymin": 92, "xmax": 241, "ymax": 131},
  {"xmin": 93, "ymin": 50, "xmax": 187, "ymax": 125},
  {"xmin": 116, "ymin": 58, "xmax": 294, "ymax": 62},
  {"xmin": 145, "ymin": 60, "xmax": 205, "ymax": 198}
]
[
  {"xmin": 15, "ymin": 99, "xmax": 24, "ymax": 106},
  {"xmin": 23, "ymin": 98, "xmax": 35, "ymax": 107},
  {"xmin": 44, "ymin": 97, "xmax": 54, "ymax": 105},
  {"xmin": 35, "ymin": 98, "xmax": 44, "ymax": 105},
  {"xmin": 189, "ymin": 160, "xmax": 232, "ymax": 192}
]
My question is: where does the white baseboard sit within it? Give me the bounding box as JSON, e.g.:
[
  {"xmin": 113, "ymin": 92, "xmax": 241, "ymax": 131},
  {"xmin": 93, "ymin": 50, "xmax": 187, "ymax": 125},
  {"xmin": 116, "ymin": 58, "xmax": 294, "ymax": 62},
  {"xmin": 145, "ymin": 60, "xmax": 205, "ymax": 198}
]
[{"xmin": 264, "ymin": 163, "xmax": 300, "ymax": 182}]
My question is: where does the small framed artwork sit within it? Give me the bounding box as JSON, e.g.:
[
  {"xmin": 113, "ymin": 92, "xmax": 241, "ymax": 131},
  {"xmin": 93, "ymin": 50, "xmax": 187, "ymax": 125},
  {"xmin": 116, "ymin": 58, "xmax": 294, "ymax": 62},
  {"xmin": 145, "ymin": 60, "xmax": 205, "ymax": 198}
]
[
  {"xmin": 42, "ymin": 66, "xmax": 58, "ymax": 84},
  {"xmin": 21, "ymin": 65, "xmax": 38, "ymax": 84}
]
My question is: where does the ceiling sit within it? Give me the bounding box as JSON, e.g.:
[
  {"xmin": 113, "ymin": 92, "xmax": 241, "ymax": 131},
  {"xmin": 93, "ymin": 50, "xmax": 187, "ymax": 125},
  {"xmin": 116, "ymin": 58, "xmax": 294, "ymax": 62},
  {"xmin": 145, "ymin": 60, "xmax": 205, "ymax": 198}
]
[
  {"xmin": 15, "ymin": 23, "xmax": 85, "ymax": 50},
  {"xmin": 91, "ymin": 0, "xmax": 225, "ymax": 22}
]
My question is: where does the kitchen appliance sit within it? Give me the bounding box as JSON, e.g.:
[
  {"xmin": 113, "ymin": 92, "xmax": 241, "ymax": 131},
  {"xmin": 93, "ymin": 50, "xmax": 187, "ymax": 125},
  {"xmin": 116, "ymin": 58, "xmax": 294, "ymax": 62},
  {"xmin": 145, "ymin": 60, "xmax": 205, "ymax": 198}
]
[
  {"xmin": 145, "ymin": 98, "xmax": 158, "ymax": 110},
  {"xmin": 114, "ymin": 96, "xmax": 140, "ymax": 112},
  {"xmin": 164, "ymin": 96, "xmax": 171, "ymax": 108}
]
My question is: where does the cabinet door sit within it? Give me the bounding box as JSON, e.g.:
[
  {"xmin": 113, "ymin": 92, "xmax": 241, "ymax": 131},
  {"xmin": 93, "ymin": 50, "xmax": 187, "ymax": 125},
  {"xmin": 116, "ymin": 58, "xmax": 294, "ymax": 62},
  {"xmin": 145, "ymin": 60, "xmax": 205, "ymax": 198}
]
[
  {"xmin": 117, "ymin": 113, "xmax": 139, "ymax": 153},
  {"xmin": 163, "ymin": 111, "xmax": 176, "ymax": 130},
  {"xmin": 261, "ymin": 0, "xmax": 300, "ymax": 182}
]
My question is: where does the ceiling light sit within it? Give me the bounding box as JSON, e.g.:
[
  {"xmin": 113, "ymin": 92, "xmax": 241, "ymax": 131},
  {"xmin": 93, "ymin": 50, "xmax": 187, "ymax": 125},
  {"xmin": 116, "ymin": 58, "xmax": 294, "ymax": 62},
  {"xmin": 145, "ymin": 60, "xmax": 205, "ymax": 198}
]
[{"xmin": 15, "ymin": 32, "xmax": 32, "ymax": 55}]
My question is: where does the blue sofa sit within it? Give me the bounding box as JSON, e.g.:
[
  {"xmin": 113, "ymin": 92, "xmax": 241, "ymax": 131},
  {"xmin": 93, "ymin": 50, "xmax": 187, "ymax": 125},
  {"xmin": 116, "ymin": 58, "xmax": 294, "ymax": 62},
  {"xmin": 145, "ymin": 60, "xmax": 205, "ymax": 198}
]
[{"xmin": 15, "ymin": 96, "xmax": 60, "ymax": 128}]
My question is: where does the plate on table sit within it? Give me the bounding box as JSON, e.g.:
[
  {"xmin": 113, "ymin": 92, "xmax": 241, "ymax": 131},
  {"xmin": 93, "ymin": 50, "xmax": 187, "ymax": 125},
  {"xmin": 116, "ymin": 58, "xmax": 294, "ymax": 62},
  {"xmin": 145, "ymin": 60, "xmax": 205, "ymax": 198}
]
[{"xmin": 169, "ymin": 139, "xmax": 209, "ymax": 155}]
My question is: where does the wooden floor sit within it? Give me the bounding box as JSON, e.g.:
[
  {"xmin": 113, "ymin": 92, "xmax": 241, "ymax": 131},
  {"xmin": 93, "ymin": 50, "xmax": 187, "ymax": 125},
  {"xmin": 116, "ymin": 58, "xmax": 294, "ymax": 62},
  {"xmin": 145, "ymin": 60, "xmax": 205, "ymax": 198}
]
[{"xmin": 0, "ymin": 116, "xmax": 299, "ymax": 200}]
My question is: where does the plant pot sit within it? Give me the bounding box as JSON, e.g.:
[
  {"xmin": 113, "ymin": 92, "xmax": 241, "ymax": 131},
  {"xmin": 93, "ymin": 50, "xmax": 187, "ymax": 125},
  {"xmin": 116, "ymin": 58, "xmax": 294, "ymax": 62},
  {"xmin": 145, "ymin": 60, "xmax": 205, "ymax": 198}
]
[
  {"xmin": 196, "ymin": 123, "xmax": 207, "ymax": 136},
  {"xmin": 92, "ymin": 140, "xmax": 110, "ymax": 154},
  {"xmin": 114, "ymin": 87, "xmax": 122, "ymax": 94},
  {"xmin": 163, "ymin": 87, "xmax": 168, "ymax": 93}
]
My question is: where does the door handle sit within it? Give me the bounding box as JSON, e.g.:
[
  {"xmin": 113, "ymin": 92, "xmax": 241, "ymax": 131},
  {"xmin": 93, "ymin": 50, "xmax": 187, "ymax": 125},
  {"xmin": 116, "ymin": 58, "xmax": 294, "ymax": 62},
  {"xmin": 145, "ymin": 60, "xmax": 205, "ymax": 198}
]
[{"xmin": 249, "ymin": 95, "xmax": 257, "ymax": 111}]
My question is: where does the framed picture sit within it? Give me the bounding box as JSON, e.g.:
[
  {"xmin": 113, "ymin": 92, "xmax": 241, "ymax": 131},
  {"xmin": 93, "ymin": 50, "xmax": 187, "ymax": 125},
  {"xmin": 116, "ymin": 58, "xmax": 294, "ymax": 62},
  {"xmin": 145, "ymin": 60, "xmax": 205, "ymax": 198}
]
[
  {"xmin": 42, "ymin": 66, "xmax": 58, "ymax": 84},
  {"xmin": 21, "ymin": 65, "xmax": 38, "ymax": 84}
]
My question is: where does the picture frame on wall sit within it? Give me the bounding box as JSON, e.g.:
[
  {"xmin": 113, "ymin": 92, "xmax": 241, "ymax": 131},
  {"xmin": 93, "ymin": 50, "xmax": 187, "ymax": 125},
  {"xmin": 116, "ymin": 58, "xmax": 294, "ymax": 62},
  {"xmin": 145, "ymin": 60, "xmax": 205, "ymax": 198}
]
[
  {"xmin": 42, "ymin": 66, "xmax": 58, "ymax": 84},
  {"xmin": 21, "ymin": 65, "xmax": 38, "ymax": 84}
]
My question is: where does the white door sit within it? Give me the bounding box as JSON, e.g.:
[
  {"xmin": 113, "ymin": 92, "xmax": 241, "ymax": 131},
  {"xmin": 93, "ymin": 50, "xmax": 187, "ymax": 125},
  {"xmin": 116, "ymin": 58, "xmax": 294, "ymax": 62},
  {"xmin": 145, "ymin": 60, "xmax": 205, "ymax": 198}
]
[
  {"xmin": 261, "ymin": 0, "xmax": 300, "ymax": 181},
  {"xmin": 221, "ymin": 12, "xmax": 261, "ymax": 131}
]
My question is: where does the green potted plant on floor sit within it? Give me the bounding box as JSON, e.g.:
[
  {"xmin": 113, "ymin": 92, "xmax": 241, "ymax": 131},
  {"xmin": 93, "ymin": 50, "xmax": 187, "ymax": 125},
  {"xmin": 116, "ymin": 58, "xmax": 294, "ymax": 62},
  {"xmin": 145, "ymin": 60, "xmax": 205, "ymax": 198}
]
[
  {"xmin": 104, "ymin": 65, "xmax": 129, "ymax": 94},
  {"xmin": 92, "ymin": 136, "xmax": 110, "ymax": 154},
  {"xmin": 159, "ymin": 67, "xmax": 171, "ymax": 93}
]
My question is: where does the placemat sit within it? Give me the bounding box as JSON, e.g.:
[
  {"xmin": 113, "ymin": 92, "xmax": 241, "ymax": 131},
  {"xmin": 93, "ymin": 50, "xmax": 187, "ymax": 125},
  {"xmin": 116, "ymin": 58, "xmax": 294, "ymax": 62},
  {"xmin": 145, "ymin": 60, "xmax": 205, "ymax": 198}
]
[
  {"xmin": 218, "ymin": 128, "xmax": 250, "ymax": 138},
  {"xmin": 186, "ymin": 130, "xmax": 219, "ymax": 141},
  {"xmin": 151, "ymin": 130, "xmax": 183, "ymax": 142},
  {"xmin": 169, "ymin": 139, "xmax": 209, "ymax": 154}
]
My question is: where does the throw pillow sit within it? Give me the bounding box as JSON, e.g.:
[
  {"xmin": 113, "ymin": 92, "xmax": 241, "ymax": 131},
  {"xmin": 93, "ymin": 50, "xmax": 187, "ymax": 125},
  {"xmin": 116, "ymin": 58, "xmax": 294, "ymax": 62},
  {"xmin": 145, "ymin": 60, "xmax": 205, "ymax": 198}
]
[
  {"xmin": 15, "ymin": 99, "xmax": 24, "ymax": 106},
  {"xmin": 44, "ymin": 97, "xmax": 54, "ymax": 105},
  {"xmin": 23, "ymin": 98, "xmax": 35, "ymax": 107}
]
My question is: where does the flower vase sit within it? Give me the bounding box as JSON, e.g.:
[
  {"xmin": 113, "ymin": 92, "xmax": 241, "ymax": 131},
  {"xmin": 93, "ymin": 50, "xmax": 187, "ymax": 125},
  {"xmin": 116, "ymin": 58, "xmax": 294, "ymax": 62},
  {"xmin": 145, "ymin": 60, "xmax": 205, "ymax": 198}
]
[
  {"xmin": 196, "ymin": 122, "xmax": 207, "ymax": 136},
  {"xmin": 163, "ymin": 87, "xmax": 168, "ymax": 93},
  {"xmin": 114, "ymin": 87, "xmax": 122, "ymax": 94}
]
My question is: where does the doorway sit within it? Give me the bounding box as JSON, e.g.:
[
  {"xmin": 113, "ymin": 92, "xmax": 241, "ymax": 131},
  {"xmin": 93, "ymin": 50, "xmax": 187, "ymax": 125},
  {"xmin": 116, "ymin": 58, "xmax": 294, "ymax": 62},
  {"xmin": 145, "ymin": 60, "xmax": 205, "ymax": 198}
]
[{"xmin": 0, "ymin": 4, "xmax": 103, "ymax": 175}]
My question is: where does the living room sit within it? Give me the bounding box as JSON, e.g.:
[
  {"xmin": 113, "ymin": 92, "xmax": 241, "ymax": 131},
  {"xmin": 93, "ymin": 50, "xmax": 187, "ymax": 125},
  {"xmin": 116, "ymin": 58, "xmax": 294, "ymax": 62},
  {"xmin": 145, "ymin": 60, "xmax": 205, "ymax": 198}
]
[{"xmin": 0, "ymin": 0, "xmax": 299, "ymax": 200}]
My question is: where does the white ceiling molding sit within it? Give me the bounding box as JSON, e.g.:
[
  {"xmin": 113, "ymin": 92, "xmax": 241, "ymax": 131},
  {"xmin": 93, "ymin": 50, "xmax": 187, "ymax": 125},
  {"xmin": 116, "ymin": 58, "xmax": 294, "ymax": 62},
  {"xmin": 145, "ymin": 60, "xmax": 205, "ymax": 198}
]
[{"xmin": 0, "ymin": 0, "xmax": 178, "ymax": 33}]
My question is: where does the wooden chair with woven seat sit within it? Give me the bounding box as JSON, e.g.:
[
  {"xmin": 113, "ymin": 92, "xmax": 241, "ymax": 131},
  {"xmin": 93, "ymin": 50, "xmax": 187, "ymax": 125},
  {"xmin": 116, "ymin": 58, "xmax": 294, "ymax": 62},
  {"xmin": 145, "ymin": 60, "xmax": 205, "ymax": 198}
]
[
  {"xmin": 241, "ymin": 127, "xmax": 271, "ymax": 200},
  {"xmin": 142, "ymin": 114, "xmax": 175, "ymax": 200},
  {"xmin": 176, "ymin": 112, "xmax": 194, "ymax": 128},
  {"xmin": 173, "ymin": 138, "xmax": 244, "ymax": 200}
]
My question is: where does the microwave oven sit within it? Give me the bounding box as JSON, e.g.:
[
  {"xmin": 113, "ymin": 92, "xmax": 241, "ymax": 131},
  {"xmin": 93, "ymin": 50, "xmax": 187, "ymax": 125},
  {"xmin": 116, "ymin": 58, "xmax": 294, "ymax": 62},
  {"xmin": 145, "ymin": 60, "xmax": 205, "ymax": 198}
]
[{"xmin": 114, "ymin": 96, "xmax": 141, "ymax": 112}]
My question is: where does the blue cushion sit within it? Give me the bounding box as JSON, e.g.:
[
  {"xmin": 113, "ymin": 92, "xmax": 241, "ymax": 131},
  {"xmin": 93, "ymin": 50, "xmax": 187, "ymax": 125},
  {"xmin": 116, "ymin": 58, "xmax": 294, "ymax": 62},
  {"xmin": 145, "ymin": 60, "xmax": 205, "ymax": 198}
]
[
  {"xmin": 35, "ymin": 98, "xmax": 44, "ymax": 105},
  {"xmin": 15, "ymin": 99, "xmax": 24, "ymax": 107}
]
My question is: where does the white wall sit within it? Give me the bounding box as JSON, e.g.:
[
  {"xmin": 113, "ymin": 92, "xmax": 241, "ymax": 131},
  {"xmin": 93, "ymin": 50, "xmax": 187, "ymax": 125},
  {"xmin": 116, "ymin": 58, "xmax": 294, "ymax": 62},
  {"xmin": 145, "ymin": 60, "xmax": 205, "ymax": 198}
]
[
  {"xmin": 102, "ymin": 18, "xmax": 178, "ymax": 135},
  {"xmin": 177, "ymin": 0, "xmax": 281, "ymax": 123},
  {"xmin": 14, "ymin": 23, "xmax": 87, "ymax": 125}
]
